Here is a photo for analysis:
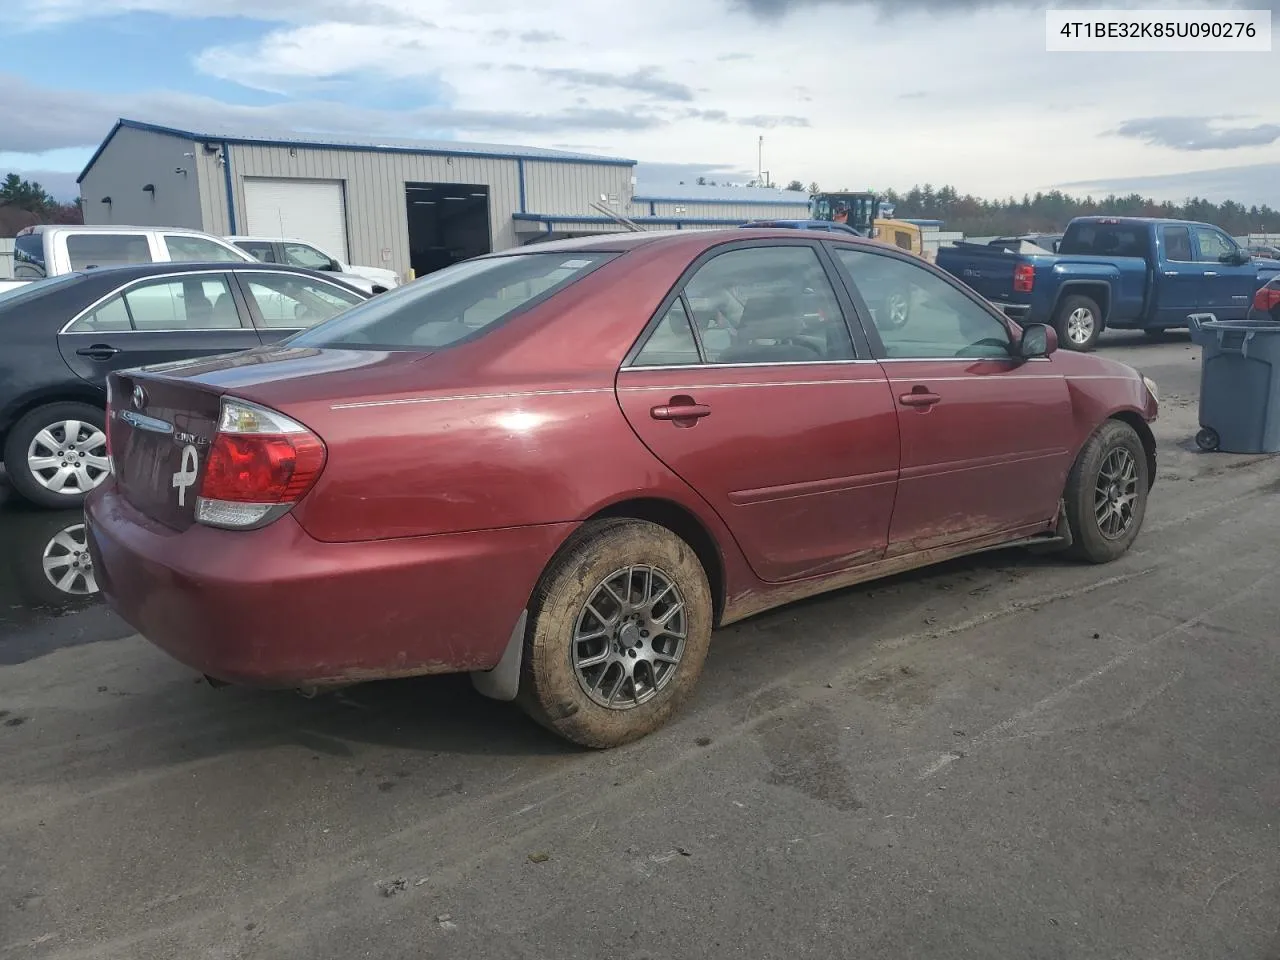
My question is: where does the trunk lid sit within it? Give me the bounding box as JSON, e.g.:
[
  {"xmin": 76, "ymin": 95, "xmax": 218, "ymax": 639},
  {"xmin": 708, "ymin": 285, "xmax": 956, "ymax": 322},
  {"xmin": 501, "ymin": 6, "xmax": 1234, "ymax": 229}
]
[
  {"xmin": 108, "ymin": 370, "xmax": 225, "ymax": 531},
  {"xmin": 107, "ymin": 344, "xmax": 435, "ymax": 529}
]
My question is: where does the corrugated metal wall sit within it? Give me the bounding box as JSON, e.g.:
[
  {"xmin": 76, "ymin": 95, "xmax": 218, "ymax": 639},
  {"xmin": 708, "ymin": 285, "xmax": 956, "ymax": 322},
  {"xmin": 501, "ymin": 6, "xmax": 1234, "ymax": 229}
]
[
  {"xmin": 522, "ymin": 161, "xmax": 633, "ymax": 216},
  {"xmin": 631, "ymin": 199, "xmax": 810, "ymax": 221},
  {"xmin": 80, "ymin": 126, "xmax": 205, "ymax": 228},
  {"xmin": 0, "ymin": 238, "xmax": 13, "ymax": 279},
  {"xmin": 212, "ymin": 145, "xmax": 522, "ymax": 276}
]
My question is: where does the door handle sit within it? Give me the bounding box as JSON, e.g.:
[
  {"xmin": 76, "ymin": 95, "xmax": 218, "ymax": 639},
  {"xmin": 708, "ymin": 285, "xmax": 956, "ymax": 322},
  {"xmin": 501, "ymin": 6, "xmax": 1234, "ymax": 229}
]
[
  {"xmin": 1203, "ymin": 271, "xmax": 1218, "ymax": 277},
  {"xmin": 1163, "ymin": 271, "xmax": 1178, "ymax": 277},
  {"xmin": 651, "ymin": 401, "xmax": 711, "ymax": 421},
  {"xmin": 898, "ymin": 390, "xmax": 941, "ymax": 407},
  {"xmin": 75, "ymin": 344, "xmax": 120, "ymax": 359}
]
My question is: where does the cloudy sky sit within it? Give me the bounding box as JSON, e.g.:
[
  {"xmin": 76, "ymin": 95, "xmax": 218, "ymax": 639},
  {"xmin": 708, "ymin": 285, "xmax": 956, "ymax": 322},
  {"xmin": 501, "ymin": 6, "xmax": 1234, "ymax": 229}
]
[{"xmin": 3, "ymin": 0, "xmax": 1278, "ymax": 207}]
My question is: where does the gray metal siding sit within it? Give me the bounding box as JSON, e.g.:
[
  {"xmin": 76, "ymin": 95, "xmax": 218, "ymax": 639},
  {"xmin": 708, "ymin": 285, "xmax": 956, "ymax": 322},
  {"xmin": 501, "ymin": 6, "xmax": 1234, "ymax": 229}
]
[
  {"xmin": 79, "ymin": 127, "xmax": 204, "ymax": 229},
  {"xmin": 634, "ymin": 199, "xmax": 810, "ymax": 221},
  {"xmin": 522, "ymin": 161, "xmax": 634, "ymax": 218},
  {"xmin": 218, "ymin": 144, "xmax": 525, "ymax": 275}
]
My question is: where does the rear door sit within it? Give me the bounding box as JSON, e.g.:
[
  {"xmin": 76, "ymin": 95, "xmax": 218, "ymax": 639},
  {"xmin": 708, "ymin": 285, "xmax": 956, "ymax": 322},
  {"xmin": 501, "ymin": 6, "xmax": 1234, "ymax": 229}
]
[
  {"xmin": 233, "ymin": 269, "xmax": 367, "ymax": 342},
  {"xmin": 829, "ymin": 242, "xmax": 1074, "ymax": 553},
  {"xmin": 1192, "ymin": 225, "xmax": 1257, "ymax": 319},
  {"xmin": 1155, "ymin": 224, "xmax": 1202, "ymax": 327},
  {"xmin": 58, "ymin": 272, "xmax": 263, "ymax": 386},
  {"xmin": 614, "ymin": 239, "xmax": 901, "ymax": 583}
]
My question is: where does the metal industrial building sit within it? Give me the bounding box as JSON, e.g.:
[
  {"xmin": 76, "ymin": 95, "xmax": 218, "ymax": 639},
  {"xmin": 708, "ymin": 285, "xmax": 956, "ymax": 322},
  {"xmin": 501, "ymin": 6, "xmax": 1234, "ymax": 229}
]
[{"xmin": 77, "ymin": 118, "xmax": 810, "ymax": 280}]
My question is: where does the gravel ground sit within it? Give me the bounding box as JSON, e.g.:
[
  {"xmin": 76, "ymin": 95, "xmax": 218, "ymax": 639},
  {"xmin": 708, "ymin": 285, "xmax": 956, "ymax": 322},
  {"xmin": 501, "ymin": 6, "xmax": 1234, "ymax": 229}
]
[{"xmin": 1, "ymin": 330, "xmax": 1278, "ymax": 960}]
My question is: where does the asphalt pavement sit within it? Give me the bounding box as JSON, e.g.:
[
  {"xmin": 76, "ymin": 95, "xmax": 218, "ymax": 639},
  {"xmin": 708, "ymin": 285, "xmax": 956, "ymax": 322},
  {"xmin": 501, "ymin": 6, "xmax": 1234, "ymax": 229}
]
[{"xmin": 2, "ymin": 331, "xmax": 1278, "ymax": 960}]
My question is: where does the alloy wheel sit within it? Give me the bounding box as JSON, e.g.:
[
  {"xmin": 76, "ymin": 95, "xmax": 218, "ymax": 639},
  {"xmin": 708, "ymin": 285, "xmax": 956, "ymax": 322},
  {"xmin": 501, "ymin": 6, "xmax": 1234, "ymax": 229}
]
[
  {"xmin": 1066, "ymin": 307, "xmax": 1096, "ymax": 345},
  {"xmin": 26, "ymin": 420, "xmax": 109, "ymax": 496},
  {"xmin": 1094, "ymin": 447, "xmax": 1139, "ymax": 540},
  {"xmin": 572, "ymin": 564, "xmax": 687, "ymax": 710},
  {"xmin": 42, "ymin": 522, "xmax": 98, "ymax": 596}
]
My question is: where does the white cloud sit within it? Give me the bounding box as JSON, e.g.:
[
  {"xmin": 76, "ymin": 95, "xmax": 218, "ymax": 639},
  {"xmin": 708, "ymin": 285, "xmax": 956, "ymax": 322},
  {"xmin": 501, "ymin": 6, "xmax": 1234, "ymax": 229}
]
[{"xmin": 13, "ymin": 0, "xmax": 1280, "ymax": 205}]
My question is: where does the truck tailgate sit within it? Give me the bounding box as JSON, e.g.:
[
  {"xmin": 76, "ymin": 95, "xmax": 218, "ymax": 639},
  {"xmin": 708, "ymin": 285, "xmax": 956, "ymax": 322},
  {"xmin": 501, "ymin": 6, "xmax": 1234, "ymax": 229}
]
[{"xmin": 935, "ymin": 245, "xmax": 1026, "ymax": 303}]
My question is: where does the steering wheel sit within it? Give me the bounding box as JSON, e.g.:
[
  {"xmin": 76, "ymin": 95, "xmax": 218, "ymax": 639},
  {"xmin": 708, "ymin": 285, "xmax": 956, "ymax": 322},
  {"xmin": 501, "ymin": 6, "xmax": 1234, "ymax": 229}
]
[{"xmin": 781, "ymin": 337, "xmax": 826, "ymax": 358}]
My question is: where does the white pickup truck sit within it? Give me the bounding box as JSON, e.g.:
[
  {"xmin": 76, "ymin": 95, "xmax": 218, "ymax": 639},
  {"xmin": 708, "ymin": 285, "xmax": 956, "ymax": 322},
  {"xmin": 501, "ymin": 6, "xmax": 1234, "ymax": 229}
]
[
  {"xmin": 8, "ymin": 224, "xmax": 384, "ymax": 295},
  {"xmin": 225, "ymin": 236, "xmax": 401, "ymax": 293}
]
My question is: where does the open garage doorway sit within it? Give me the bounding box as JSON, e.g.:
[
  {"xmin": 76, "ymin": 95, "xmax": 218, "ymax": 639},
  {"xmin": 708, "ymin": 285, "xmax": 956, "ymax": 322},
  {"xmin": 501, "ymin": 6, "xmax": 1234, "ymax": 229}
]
[{"xmin": 405, "ymin": 182, "xmax": 492, "ymax": 277}]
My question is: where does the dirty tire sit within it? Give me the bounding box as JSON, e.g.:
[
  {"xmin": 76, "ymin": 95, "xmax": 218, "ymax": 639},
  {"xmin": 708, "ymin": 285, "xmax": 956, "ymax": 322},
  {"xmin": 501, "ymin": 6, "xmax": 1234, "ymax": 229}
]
[
  {"xmin": 1053, "ymin": 293, "xmax": 1103, "ymax": 352},
  {"xmin": 1063, "ymin": 419, "xmax": 1149, "ymax": 563},
  {"xmin": 517, "ymin": 518, "xmax": 713, "ymax": 749},
  {"xmin": 3, "ymin": 401, "xmax": 107, "ymax": 510}
]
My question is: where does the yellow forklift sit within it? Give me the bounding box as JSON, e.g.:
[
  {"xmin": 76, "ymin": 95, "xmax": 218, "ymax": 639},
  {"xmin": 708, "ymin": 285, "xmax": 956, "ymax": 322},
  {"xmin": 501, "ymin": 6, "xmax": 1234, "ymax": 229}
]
[{"xmin": 809, "ymin": 191, "xmax": 927, "ymax": 259}]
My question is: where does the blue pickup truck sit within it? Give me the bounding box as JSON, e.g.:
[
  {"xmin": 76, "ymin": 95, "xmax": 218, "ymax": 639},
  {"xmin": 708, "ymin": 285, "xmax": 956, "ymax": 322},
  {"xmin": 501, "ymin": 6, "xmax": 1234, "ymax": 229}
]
[{"xmin": 935, "ymin": 216, "xmax": 1280, "ymax": 351}]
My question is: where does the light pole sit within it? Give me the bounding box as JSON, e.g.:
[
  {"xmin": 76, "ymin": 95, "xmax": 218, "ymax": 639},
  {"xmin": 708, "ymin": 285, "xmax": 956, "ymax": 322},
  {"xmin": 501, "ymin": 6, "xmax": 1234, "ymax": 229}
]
[{"xmin": 758, "ymin": 135, "xmax": 763, "ymax": 186}]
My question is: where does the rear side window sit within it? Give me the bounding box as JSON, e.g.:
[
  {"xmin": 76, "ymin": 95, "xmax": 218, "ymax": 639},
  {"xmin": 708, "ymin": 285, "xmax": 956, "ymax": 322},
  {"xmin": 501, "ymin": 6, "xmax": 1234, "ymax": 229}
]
[
  {"xmin": 289, "ymin": 252, "xmax": 616, "ymax": 350},
  {"xmin": 235, "ymin": 240, "xmax": 278, "ymax": 263},
  {"xmin": 1058, "ymin": 223, "xmax": 1150, "ymax": 259},
  {"xmin": 66, "ymin": 234, "xmax": 153, "ymax": 270},
  {"xmin": 13, "ymin": 234, "xmax": 46, "ymax": 278},
  {"xmin": 1163, "ymin": 226, "xmax": 1193, "ymax": 262}
]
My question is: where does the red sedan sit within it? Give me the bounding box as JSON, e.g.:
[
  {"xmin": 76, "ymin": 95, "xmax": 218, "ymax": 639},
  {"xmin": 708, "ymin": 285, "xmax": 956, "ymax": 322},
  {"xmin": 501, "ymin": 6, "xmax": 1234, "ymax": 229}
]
[{"xmin": 84, "ymin": 229, "xmax": 1159, "ymax": 748}]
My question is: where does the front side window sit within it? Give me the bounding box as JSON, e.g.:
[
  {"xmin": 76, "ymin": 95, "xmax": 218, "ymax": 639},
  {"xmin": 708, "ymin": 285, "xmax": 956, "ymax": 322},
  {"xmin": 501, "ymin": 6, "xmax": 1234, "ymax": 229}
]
[
  {"xmin": 243, "ymin": 273, "xmax": 365, "ymax": 329},
  {"xmin": 164, "ymin": 235, "xmax": 247, "ymax": 263},
  {"xmin": 235, "ymin": 240, "xmax": 278, "ymax": 263},
  {"xmin": 1163, "ymin": 226, "xmax": 1193, "ymax": 262},
  {"xmin": 1193, "ymin": 227, "xmax": 1237, "ymax": 263},
  {"xmin": 289, "ymin": 252, "xmax": 616, "ymax": 350},
  {"xmin": 65, "ymin": 234, "xmax": 153, "ymax": 270},
  {"xmin": 680, "ymin": 246, "xmax": 854, "ymax": 364},
  {"xmin": 280, "ymin": 242, "xmax": 335, "ymax": 271},
  {"xmin": 835, "ymin": 248, "xmax": 1012, "ymax": 359}
]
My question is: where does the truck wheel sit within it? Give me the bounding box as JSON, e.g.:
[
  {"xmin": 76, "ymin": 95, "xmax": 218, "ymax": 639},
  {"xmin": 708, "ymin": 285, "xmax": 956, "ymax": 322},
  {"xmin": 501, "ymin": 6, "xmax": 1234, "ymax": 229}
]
[
  {"xmin": 517, "ymin": 518, "xmax": 714, "ymax": 749},
  {"xmin": 2, "ymin": 402, "xmax": 109, "ymax": 510},
  {"xmin": 1054, "ymin": 294, "xmax": 1103, "ymax": 351},
  {"xmin": 1063, "ymin": 419, "xmax": 1149, "ymax": 563}
]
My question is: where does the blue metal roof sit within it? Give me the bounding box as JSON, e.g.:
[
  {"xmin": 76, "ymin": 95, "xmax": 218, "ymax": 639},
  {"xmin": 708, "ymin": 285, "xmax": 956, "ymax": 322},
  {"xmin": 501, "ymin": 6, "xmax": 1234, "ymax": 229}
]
[
  {"xmin": 78, "ymin": 118, "xmax": 636, "ymax": 182},
  {"xmin": 632, "ymin": 182, "xmax": 811, "ymax": 207}
]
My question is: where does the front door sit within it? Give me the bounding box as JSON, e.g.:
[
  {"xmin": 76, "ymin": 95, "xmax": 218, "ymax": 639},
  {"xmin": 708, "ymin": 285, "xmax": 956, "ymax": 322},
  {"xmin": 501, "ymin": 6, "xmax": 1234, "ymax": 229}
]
[
  {"xmin": 1192, "ymin": 225, "xmax": 1257, "ymax": 319},
  {"xmin": 614, "ymin": 241, "xmax": 901, "ymax": 583},
  {"xmin": 58, "ymin": 272, "xmax": 263, "ymax": 387},
  {"xmin": 1155, "ymin": 224, "xmax": 1203, "ymax": 328},
  {"xmin": 828, "ymin": 244, "xmax": 1075, "ymax": 553}
]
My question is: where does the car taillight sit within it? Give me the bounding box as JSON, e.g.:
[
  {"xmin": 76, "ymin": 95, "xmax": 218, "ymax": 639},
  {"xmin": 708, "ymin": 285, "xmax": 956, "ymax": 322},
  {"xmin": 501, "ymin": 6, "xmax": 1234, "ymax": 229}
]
[
  {"xmin": 1013, "ymin": 263, "xmax": 1035, "ymax": 293},
  {"xmin": 1253, "ymin": 285, "xmax": 1280, "ymax": 312},
  {"xmin": 195, "ymin": 397, "xmax": 326, "ymax": 530}
]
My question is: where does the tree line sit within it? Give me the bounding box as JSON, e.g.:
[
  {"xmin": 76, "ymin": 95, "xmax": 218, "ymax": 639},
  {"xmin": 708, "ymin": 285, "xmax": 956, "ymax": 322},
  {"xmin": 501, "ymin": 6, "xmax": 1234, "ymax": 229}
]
[{"xmin": 1, "ymin": 174, "xmax": 83, "ymax": 237}]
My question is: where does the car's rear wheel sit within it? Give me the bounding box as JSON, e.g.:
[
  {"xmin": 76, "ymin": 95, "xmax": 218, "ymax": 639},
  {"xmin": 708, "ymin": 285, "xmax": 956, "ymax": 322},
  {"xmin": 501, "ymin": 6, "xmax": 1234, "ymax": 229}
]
[
  {"xmin": 1053, "ymin": 294, "xmax": 1103, "ymax": 352},
  {"xmin": 517, "ymin": 518, "xmax": 713, "ymax": 748},
  {"xmin": 3, "ymin": 402, "xmax": 109, "ymax": 510},
  {"xmin": 1063, "ymin": 419, "xmax": 1149, "ymax": 563}
]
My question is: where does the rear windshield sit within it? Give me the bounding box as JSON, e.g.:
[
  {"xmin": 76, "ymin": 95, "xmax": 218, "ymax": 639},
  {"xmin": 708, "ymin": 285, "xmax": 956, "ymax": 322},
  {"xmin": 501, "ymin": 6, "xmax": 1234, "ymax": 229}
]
[
  {"xmin": 0, "ymin": 273, "xmax": 86, "ymax": 310},
  {"xmin": 13, "ymin": 233, "xmax": 46, "ymax": 278},
  {"xmin": 1059, "ymin": 223, "xmax": 1151, "ymax": 259},
  {"xmin": 288, "ymin": 251, "xmax": 617, "ymax": 350}
]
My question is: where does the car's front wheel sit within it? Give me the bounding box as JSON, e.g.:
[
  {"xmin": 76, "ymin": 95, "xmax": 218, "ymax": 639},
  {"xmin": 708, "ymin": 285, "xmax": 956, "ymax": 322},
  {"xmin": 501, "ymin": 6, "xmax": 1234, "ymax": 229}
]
[
  {"xmin": 517, "ymin": 519, "xmax": 714, "ymax": 748},
  {"xmin": 1063, "ymin": 419, "xmax": 1149, "ymax": 563},
  {"xmin": 2, "ymin": 402, "xmax": 109, "ymax": 509}
]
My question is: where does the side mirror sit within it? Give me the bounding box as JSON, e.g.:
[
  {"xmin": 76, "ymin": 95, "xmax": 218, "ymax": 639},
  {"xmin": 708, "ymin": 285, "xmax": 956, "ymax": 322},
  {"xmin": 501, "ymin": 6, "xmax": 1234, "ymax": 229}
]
[{"xmin": 1018, "ymin": 322, "xmax": 1056, "ymax": 358}]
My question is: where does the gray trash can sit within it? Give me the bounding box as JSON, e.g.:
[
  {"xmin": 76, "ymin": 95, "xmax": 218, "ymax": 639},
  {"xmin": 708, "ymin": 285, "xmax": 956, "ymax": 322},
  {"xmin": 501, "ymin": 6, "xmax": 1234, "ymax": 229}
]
[{"xmin": 1188, "ymin": 315, "xmax": 1280, "ymax": 453}]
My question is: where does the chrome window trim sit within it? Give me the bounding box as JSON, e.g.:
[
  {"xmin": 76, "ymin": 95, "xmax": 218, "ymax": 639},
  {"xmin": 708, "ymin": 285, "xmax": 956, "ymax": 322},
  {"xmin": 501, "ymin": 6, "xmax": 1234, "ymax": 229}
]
[{"xmin": 58, "ymin": 268, "xmax": 363, "ymax": 335}]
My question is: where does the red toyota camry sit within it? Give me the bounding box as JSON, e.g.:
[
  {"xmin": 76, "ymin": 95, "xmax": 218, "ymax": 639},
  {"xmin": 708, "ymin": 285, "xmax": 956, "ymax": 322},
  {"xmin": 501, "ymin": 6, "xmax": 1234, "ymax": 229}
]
[{"xmin": 85, "ymin": 229, "xmax": 1159, "ymax": 748}]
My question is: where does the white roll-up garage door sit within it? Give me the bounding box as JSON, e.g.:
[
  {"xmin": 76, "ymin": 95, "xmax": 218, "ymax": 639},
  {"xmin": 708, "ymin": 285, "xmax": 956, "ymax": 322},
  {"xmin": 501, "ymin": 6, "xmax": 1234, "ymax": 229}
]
[{"xmin": 242, "ymin": 178, "xmax": 350, "ymax": 262}]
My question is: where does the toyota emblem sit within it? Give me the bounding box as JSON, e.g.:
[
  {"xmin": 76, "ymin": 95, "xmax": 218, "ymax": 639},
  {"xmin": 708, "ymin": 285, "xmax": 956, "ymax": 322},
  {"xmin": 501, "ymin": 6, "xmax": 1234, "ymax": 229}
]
[{"xmin": 132, "ymin": 385, "xmax": 147, "ymax": 409}]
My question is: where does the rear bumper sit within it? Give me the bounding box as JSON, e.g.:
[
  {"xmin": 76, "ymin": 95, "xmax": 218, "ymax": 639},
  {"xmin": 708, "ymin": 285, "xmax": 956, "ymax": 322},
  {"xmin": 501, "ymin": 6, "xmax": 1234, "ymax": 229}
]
[{"xmin": 84, "ymin": 483, "xmax": 574, "ymax": 687}]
